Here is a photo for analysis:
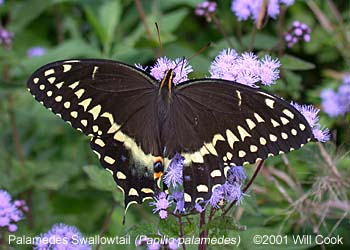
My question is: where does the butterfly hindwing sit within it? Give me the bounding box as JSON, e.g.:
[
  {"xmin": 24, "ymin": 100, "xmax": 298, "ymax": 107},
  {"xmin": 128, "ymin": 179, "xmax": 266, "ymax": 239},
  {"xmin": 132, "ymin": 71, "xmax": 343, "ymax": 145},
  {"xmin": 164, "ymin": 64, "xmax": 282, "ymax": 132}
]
[
  {"xmin": 183, "ymin": 154, "xmax": 226, "ymax": 206},
  {"xmin": 90, "ymin": 137, "xmax": 156, "ymax": 209}
]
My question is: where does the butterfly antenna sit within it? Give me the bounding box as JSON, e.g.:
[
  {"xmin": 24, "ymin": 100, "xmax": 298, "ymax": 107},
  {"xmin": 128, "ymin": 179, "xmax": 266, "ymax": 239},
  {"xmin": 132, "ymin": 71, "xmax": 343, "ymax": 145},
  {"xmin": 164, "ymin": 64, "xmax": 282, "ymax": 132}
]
[
  {"xmin": 155, "ymin": 22, "xmax": 164, "ymax": 56},
  {"xmin": 188, "ymin": 42, "xmax": 212, "ymax": 61}
]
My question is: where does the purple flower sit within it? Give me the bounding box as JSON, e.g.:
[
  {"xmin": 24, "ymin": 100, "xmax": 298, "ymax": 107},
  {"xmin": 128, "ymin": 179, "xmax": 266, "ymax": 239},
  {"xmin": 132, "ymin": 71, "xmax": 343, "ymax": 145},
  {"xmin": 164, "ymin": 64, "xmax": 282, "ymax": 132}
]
[
  {"xmin": 291, "ymin": 102, "xmax": 330, "ymax": 142},
  {"xmin": 208, "ymin": 185, "xmax": 224, "ymax": 208},
  {"xmin": 343, "ymin": 74, "xmax": 350, "ymax": 84},
  {"xmin": 0, "ymin": 27, "xmax": 13, "ymax": 49},
  {"xmin": 291, "ymin": 102, "xmax": 319, "ymax": 127},
  {"xmin": 27, "ymin": 46, "xmax": 46, "ymax": 57},
  {"xmin": 320, "ymin": 89, "xmax": 343, "ymax": 117},
  {"xmin": 145, "ymin": 57, "xmax": 192, "ymax": 84},
  {"xmin": 147, "ymin": 242, "xmax": 160, "ymax": 250},
  {"xmin": 194, "ymin": 203, "xmax": 204, "ymax": 213},
  {"xmin": 210, "ymin": 49, "xmax": 280, "ymax": 87},
  {"xmin": 231, "ymin": 0, "xmax": 294, "ymax": 22},
  {"xmin": 209, "ymin": 48, "xmax": 239, "ymax": 81},
  {"xmin": 195, "ymin": 1, "xmax": 217, "ymax": 20},
  {"xmin": 235, "ymin": 52, "xmax": 261, "ymax": 86},
  {"xmin": 259, "ymin": 55, "xmax": 281, "ymax": 85},
  {"xmin": 33, "ymin": 223, "xmax": 91, "ymax": 250},
  {"xmin": 0, "ymin": 190, "xmax": 25, "ymax": 232},
  {"xmin": 312, "ymin": 126, "xmax": 330, "ymax": 142},
  {"xmin": 0, "ymin": 0, "xmax": 4, "ymax": 6},
  {"xmin": 168, "ymin": 239, "xmax": 179, "ymax": 250},
  {"xmin": 321, "ymin": 75, "xmax": 350, "ymax": 117},
  {"xmin": 170, "ymin": 191, "xmax": 185, "ymax": 213},
  {"xmin": 222, "ymin": 183, "xmax": 244, "ymax": 203},
  {"xmin": 226, "ymin": 166, "xmax": 246, "ymax": 185},
  {"xmin": 159, "ymin": 210, "xmax": 168, "ymax": 219},
  {"xmin": 150, "ymin": 192, "xmax": 171, "ymax": 219},
  {"xmin": 163, "ymin": 153, "xmax": 184, "ymax": 188},
  {"xmin": 285, "ymin": 21, "xmax": 311, "ymax": 48},
  {"xmin": 280, "ymin": 0, "xmax": 294, "ymax": 5},
  {"xmin": 267, "ymin": 0, "xmax": 280, "ymax": 19}
]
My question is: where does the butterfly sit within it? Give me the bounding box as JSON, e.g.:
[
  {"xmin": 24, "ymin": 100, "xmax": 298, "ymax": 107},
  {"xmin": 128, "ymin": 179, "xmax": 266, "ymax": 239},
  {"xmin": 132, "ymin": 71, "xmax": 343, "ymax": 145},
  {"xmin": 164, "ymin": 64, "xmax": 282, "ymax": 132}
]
[{"xmin": 27, "ymin": 59, "xmax": 314, "ymax": 211}]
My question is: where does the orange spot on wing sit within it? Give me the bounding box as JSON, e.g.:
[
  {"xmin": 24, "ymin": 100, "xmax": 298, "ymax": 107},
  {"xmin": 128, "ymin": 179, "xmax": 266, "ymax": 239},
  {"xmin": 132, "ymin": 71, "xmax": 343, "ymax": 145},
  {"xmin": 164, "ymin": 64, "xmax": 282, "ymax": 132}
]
[{"xmin": 154, "ymin": 172, "xmax": 163, "ymax": 180}]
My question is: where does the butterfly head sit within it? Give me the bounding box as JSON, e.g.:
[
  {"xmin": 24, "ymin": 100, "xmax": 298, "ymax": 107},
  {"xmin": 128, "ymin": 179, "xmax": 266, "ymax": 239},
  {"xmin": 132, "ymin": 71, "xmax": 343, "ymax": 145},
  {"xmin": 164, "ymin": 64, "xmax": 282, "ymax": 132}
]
[{"xmin": 160, "ymin": 69, "xmax": 176, "ymax": 92}]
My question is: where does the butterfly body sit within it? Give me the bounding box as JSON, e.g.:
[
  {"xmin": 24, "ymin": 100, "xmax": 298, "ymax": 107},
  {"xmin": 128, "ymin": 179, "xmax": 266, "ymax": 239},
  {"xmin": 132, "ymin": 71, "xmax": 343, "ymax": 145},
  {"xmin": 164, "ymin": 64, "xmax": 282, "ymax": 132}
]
[{"xmin": 27, "ymin": 59, "xmax": 314, "ymax": 210}]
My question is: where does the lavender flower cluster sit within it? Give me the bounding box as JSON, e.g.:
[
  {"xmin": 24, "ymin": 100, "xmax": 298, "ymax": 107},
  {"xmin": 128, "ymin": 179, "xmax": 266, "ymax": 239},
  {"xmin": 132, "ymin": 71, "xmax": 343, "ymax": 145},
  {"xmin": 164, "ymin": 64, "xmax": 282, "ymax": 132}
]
[
  {"xmin": 0, "ymin": 190, "xmax": 28, "ymax": 232},
  {"xmin": 231, "ymin": 0, "xmax": 294, "ymax": 22},
  {"xmin": 195, "ymin": 1, "xmax": 217, "ymax": 17},
  {"xmin": 27, "ymin": 46, "xmax": 46, "ymax": 57},
  {"xmin": 291, "ymin": 102, "xmax": 330, "ymax": 142},
  {"xmin": 0, "ymin": 27, "xmax": 13, "ymax": 49},
  {"xmin": 321, "ymin": 75, "xmax": 350, "ymax": 117},
  {"xmin": 208, "ymin": 166, "xmax": 246, "ymax": 208},
  {"xmin": 151, "ymin": 154, "xmax": 246, "ymax": 217},
  {"xmin": 285, "ymin": 21, "xmax": 311, "ymax": 48},
  {"xmin": 136, "ymin": 58, "xmax": 192, "ymax": 85},
  {"xmin": 209, "ymin": 49, "xmax": 280, "ymax": 87},
  {"xmin": 33, "ymin": 223, "xmax": 91, "ymax": 250}
]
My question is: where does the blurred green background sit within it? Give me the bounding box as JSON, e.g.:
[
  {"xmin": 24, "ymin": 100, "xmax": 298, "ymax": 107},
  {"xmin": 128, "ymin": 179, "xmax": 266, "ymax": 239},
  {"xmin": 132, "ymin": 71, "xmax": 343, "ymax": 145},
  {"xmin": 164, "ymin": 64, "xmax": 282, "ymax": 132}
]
[{"xmin": 0, "ymin": 0, "xmax": 349, "ymax": 249}]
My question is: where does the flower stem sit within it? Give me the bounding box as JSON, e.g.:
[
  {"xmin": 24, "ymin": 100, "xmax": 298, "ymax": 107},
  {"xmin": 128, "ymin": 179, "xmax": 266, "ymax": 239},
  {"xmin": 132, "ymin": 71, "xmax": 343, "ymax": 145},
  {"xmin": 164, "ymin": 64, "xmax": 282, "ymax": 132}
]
[
  {"xmin": 5, "ymin": 64, "xmax": 35, "ymax": 230},
  {"xmin": 277, "ymin": 6, "xmax": 286, "ymax": 57},
  {"xmin": 134, "ymin": 0, "xmax": 153, "ymax": 40},
  {"xmin": 243, "ymin": 159, "xmax": 264, "ymax": 193},
  {"xmin": 177, "ymin": 215, "xmax": 186, "ymax": 250},
  {"xmin": 198, "ymin": 211, "xmax": 206, "ymax": 250},
  {"xmin": 211, "ymin": 14, "xmax": 233, "ymax": 48},
  {"xmin": 249, "ymin": 26, "xmax": 257, "ymax": 51},
  {"xmin": 96, "ymin": 200, "xmax": 116, "ymax": 250},
  {"xmin": 0, "ymin": 230, "xmax": 9, "ymax": 250}
]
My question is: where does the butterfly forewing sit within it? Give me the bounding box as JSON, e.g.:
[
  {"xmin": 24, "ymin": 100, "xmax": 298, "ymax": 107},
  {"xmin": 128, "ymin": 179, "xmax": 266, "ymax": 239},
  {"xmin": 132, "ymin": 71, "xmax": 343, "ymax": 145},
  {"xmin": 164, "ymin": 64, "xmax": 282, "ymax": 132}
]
[{"xmin": 27, "ymin": 59, "xmax": 158, "ymax": 138}]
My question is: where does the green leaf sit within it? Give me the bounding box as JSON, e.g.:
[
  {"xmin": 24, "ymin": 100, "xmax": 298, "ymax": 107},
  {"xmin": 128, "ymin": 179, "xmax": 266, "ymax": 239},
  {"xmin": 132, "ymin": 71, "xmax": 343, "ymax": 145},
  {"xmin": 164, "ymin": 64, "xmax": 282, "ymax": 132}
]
[
  {"xmin": 84, "ymin": 5, "xmax": 107, "ymax": 46},
  {"xmin": 83, "ymin": 164, "xmax": 117, "ymax": 192},
  {"xmin": 280, "ymin": 55, "xmax": 315, "ymax": 71},
  {"xmin": 34, "ymin": 161, "xmax": 80, "ymax": 190},
  {"xmin": 14, "ymin": 39, "xmax": 101, "ymax": 78},
  {"xmin": 159, "ymin": 216, "xmax": 179, "ymax": 237},
  {"xmin": 242, "ymin": 33, "xmax": 279, "ymax": 50},
  {"xmin": 128, "ymin": 223, "xmax": 159, "ymax": 238},
  {"xmin": 159, "ymin": 0, "xmax": 199, "ymax": 10},
  {"xmin": 99, "ymin": 0, "xmax": 121, "ymax": 54},
  {"xmin": 203, "ymin": 215, "xmax": 246, "ymax": 237},
  {"xmin": 159, "ymin": 8, "xmax": 189, "ymax": 33},
  {"xmin": 9, "ymin": 0, "xmax": 62, "ymax": 33}
]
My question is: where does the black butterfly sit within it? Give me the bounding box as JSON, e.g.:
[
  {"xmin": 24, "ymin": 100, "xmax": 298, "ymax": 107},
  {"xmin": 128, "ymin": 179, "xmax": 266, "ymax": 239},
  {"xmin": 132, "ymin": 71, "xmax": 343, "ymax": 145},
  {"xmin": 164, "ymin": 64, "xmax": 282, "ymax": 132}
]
[{"xmin": 27, "ymin": 59, "xmax": 314, "ymax": 211}]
